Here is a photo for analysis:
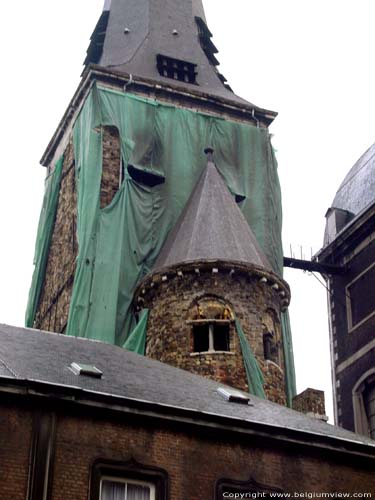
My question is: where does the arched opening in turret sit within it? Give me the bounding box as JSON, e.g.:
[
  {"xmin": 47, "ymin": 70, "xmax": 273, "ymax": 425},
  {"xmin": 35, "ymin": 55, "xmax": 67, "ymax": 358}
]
[{"xmin": 262, "ymin": 308, "xmax": 281, "ymax": 365}]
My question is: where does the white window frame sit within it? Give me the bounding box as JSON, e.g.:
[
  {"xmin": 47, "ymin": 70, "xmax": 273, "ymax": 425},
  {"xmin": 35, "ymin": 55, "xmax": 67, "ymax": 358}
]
[
  {"xmin": 352, "ymin": 369, "xmax": 375, "ymax": 437},
  {"xmin": 100, "ymin": 476, "xmax": 156, "ymax": 500},
  {"xmin": 346, "ymin": 261, "xmax": 375, "ymax": 333}
]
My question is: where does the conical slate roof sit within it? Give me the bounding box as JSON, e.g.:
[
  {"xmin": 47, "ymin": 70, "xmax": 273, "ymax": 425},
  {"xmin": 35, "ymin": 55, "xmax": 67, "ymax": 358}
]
[
  {"xmin": 154, "ymin": 161, "xmax": 272, "ymax": 272},
  {"xmin": 84, "ymin": 0, "xmax": 253, "ymax": 107}
]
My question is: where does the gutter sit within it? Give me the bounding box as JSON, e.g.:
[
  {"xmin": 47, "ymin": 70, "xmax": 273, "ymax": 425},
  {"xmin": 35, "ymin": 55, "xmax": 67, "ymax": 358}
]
[{"xmin": 0, "ymin": 376, "xmax": 374, "ymax": 460}]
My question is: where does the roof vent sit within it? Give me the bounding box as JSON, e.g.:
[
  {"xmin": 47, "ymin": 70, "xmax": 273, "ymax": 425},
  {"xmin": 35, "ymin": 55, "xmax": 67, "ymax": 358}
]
[
  {"xmin": 156, "ymin": 54, "xmax": 198, "ymax": 84},
  {"xmin": 70, "ymin": 362, "xmax": 103, "ymax": 378},
  {"xmin": 217, "ymin": 387, "xmax": 250, "ymax": 404}
]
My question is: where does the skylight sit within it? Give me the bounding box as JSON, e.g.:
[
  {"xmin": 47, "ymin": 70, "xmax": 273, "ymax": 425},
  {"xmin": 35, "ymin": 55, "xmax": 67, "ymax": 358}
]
[
  {"xmin": 217, "ymin": 387, "xmax": 250, "ymax": 404},
  {"xmin": 70, "ymin": 362, "xmax": 103, "ymax": 378}
]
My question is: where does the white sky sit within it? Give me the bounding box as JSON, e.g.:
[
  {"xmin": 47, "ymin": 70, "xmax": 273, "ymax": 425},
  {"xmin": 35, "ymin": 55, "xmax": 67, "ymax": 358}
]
[{"xmin": 1, "ymin": 0, "xmax": 375, "ymax": 422}]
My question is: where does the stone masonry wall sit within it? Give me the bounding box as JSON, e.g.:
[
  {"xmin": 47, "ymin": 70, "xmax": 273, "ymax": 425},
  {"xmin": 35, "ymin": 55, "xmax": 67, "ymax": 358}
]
[
  {"xmin": 142, "ymin": 268, "xmax": 287, "ymax": 405},
  {"xmin": 35, "ymin": 139, "xmax": 78, "ymax": 333},
  {"xmin": 293, "ymin": 388, "xmax": 326, "ymax": 417},
  {"xmin": 35, "ymin": 127, "xmax": 122, "ymax": 333},
  {"xmin": 100, "ymin": 126, "xmax": 122, "ymax": 208}
]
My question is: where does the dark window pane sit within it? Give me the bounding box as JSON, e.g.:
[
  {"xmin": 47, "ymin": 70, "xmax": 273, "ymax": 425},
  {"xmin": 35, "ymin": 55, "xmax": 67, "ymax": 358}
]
[
  {"xmin": 213, "ymin": 324, "xmax": 230, "ymax": 351},
  {"xmin": 193, "ymin": 324, "xmax": 210, "ymax": 352}
]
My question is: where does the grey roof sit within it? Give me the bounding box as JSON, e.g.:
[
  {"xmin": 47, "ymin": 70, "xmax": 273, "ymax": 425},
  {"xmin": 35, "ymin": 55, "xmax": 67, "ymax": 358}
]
[
  {"xmin": 0, "ymin": 323, "xmax": 374, "ymax": 452},
  {"xmin": 154, "ymin": 162, "xmax": 272, "ymax": 272},
  {"xmin": 323, "ymin": 142, "xmax": 375, "ymax": 244},
  {"xmin": 84, "ymin": 0, "xmax": 255, "ymax": 107},
  {"xmin": 331, "ymin": 142, "xmax": 375, "ymax": 216}
]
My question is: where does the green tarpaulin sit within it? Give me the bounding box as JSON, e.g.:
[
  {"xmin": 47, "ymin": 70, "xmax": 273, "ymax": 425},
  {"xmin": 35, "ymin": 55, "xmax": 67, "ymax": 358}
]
[
  {"xmin": 123, "ymin": 309, "xmax": 149, "ymax": 354},
  {"xmin": 26, "ymin": 84, "xmax": 296, "ymax": 404},
  {"xmin": 235, "ymin": 319, "xmax": 266, "ymax": 399},
  {"xmin": 25, "ymin": 155, "xmax": 64, "ymax": 328}
]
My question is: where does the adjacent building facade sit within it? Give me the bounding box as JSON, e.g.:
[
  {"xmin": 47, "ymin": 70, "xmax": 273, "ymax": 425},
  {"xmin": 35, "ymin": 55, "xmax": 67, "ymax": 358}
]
[
  {"xmin": 0, "ymin": 325, "xmax": 374, "ymax": 500},
  {"xmin": 316, "ymin": 143, "xmax": 375, "ymax": 438}
]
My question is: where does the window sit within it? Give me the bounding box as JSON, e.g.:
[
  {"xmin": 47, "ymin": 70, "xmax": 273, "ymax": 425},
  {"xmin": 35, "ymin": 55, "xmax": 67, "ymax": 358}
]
[
  {"xmin": 363, "ymin": 383, "xmax": 375, "ymax": 439},
  {"xmin": 216, "ymin": 476, "xmax": 282, "ymax": 499},
  {"xmin": 190, "ymin": 297, "xmax": 233, "ymax": 353},
  {"xmin": 91, "ymin": 460, "xmax": 167, "ymax": 500},
  {"xmin": 346, "ymin": 263, "xmax": 375, "ymax": 331},
  {"xmin": 262, "ymin": 309, "xmax": 281, "ymax": 365},
  {"xmin": 353, "ymin": 371, "xmax": 375, "ymax": 438},
  {"xmin": 192, "ymin": 321, "xmax": 230, "ymax": 353},
  {"xmin": 263, "ymin": 332, "xmax": 273, "ymax": 361},
  {"xmin": 101, "ymin": 477, "xmax": 155, "ymax": 500}
]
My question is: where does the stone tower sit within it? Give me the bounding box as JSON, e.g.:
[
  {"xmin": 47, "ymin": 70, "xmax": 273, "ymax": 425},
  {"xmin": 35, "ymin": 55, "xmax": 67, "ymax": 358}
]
[
  {"xmin": 26, "ymin": 0, "xmax": 296, "ymax": 404},
  {"xmin": 134, "ymin": 152, "xmax": 290, "ymax": 405}
]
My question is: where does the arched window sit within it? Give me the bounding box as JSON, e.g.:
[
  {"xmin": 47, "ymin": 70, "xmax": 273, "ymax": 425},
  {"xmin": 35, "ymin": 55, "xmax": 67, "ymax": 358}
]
[
  {"xmin": 189, "ymin": 298, "xmax": 234, "ymax": 354},
  {"xmin": 262, "ymin": 309, "xmax": 281, "ymax": 365},
  {"xmin": 353, "ymin": 370, "xmax": 375, "ymax": 438}
]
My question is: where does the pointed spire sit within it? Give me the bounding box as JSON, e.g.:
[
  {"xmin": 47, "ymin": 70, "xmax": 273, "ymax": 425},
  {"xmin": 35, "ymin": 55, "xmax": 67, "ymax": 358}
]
[
  {"xmin": 154, "ymin": 149, "xmax": 272, "ymax": 272},
  {"xmin": 84, "ymin": 0, "xmax": 251, "ymax": 106}
]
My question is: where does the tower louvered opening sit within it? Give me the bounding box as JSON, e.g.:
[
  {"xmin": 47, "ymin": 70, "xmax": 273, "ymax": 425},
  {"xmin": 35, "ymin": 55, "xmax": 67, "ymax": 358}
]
[{"xmin": 156, "ymin": 54, "xmax": 198, "ymax": 84}]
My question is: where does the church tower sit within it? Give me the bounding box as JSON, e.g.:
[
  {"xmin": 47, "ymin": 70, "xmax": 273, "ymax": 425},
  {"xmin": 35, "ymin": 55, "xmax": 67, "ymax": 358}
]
[{"xmin": 26, "ymin": 0, "xmax": 296, "ymax": 405}]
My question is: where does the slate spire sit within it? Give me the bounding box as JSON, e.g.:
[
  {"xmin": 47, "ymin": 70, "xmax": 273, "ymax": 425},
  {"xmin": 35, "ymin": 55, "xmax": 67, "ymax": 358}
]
[
  {"xmin": 84, "ymin": 0, "xmax": 251, "ymax": 105},
  {"xmin": 154, "ymin": 150, "xmax": 272, "ymax": 272}
]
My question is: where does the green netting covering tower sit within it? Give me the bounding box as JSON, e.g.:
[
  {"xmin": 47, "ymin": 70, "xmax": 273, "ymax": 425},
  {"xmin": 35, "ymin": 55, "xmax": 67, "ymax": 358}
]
[{"xmin": 26, "ymin": 0, "xmax": 296, "ymax": 405}]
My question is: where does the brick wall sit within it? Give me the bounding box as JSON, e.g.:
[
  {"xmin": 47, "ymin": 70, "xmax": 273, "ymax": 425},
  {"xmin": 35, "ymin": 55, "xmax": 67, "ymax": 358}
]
[
  {"xmin": 141, "ymin": 266, "xmax": 287, "ymax": 405},
  {"xmin": 1, "ymin": 401, "xmax": 374, "ymax": 499},
  {"xmin": 0, "ymin": 405, "xmax": 33, "ymax": 500}
]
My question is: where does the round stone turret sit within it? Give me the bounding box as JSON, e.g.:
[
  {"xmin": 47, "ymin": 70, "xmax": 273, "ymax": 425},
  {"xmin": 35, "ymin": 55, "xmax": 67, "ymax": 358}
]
[{"xmin": 133, "ymin": 153, "xmax": 291, "ymax": 405}]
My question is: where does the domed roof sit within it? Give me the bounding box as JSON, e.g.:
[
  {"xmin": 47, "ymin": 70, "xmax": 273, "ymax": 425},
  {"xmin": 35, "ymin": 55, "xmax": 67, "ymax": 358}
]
[
  {"xmin": 324, "ymin": 142, "xmax": 375, "ymax": 245},
  {"xmin": 331, "ymin": 142, "xmax": 375, "ymax": 216}
]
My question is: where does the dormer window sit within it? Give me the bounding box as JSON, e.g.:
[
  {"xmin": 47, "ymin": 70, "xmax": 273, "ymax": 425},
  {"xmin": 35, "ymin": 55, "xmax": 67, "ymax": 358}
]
[{"xmin": 156, "ymin": 54, "xmax": 197, "ymax": 84}]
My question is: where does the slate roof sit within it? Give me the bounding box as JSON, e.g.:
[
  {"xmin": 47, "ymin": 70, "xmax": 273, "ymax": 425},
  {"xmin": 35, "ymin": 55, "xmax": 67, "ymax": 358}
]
[
  {"xmin": 84, "ymin": 0, "xmax": 257, "ymax": 108},
  {"xmin": 154, "ymin": 162, "xmax": 273, "ymax": 272},
  {"xmin": 331, "ymin": 142, "xmax": 375, "ymax": 217},
  {"xmin": 323, "ymin": 142, "xmax": 375, "ymax": 244},
  {"xmin": 0, "ymin": 324, "xmax": 374, "ymax": 454}
]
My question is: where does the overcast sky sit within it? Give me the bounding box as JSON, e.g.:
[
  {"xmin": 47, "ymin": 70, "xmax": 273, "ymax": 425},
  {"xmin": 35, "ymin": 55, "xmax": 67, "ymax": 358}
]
[{"xmin": 1, "ymin": 0, "xmax": 375, "ymax": 422}]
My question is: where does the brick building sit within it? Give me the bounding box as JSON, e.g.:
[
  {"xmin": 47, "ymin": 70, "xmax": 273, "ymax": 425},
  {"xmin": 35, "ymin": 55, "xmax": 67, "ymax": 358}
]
[
  {"xmin": 316, "ymin": 143, "xmax": 375, "ymax": 439},
  {"xmin": 0, "ymin": 1, "xmax": 374, "ymax": 498},
  {"xmin": 0, "ymin": 325, "xmax": 374, "ymax": 500}
]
